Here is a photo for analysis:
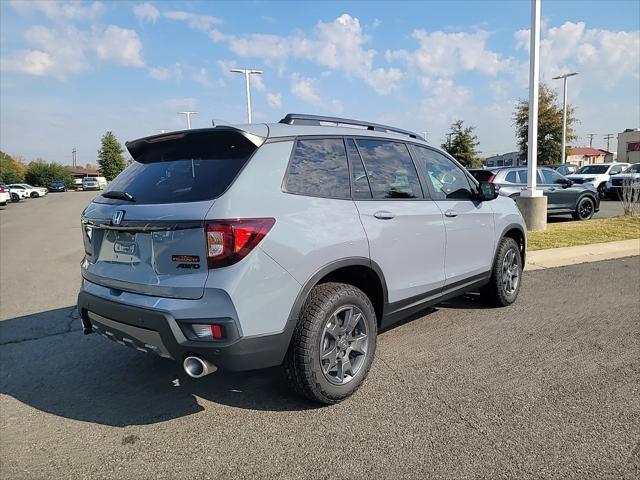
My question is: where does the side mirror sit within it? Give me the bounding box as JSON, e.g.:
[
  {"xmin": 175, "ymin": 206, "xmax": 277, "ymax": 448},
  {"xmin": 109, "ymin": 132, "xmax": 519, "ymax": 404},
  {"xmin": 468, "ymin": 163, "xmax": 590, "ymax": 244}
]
[
  {"xmin": 559, "ymin": 178, "xmax": 573, "ymax": 188},
  {"xmin": 478, "ymin": 182, "xmax": 499, "ymax": 201}
]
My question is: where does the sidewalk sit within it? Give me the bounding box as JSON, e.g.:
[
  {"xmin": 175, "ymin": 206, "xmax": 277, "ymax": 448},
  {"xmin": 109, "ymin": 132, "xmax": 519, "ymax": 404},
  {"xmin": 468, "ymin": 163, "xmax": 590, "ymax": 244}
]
[{"xmin": 526, "ymin": 239, "xmax": 640, "ymax": 271}]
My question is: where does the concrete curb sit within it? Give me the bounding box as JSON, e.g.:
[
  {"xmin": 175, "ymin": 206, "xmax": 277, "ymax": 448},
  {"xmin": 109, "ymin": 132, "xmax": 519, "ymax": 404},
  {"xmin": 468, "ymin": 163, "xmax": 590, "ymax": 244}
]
[{"xmin": 525, "ymin": 239, "xmax": 640, "ymax": 271}]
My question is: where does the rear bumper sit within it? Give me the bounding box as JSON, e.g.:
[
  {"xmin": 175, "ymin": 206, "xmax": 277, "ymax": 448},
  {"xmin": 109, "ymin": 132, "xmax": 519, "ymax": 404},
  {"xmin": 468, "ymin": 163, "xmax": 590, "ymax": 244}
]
[{"xmin": 77, "ymin": 290, "xmax": 294, "ymax": 371}]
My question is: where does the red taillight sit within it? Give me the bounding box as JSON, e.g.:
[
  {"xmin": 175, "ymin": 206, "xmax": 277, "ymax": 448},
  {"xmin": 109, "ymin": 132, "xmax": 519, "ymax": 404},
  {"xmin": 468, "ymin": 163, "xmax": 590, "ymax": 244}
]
[
  {"xmin": 205, "ymin": 218, "xmax": 275, "ymax": 269},
  {"xmin": 0, "ymin": 187, "xmax": 4, "ymax": 193},
  {"xmin": 210, "ymin": 324, "xmax": 224, "ymax": 340},
  {"xmin": 488, "ymin": 174, "xmax": 495, "ymax": 183}
]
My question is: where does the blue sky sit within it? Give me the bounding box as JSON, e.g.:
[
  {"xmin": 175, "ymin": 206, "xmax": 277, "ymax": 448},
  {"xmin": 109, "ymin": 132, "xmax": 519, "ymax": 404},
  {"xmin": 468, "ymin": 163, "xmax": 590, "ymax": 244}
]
[{"xmin": 1, "ymin": 1, "xmax": 639, "ymax": 164}]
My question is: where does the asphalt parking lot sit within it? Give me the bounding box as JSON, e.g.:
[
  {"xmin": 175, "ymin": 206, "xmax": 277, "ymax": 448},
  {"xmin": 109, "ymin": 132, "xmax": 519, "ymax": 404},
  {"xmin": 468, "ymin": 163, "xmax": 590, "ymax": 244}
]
[{"xmin": 1, "ymin": 192, "xmax": 638, "ymax": 479}]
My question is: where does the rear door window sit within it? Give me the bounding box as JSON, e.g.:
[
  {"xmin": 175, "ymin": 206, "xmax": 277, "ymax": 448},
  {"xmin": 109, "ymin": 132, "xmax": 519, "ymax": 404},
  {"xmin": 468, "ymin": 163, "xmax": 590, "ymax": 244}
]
[
  {"xmin": 356, "ymin": 139, "xmax": 423, "ymax": 199},
  {"xmin": 101, "ymin": 130, "xmax": 257, "ymax": 204},
  {"xmin": 284, "ymin": 138, "xmax": 350, "ymax": 199},
  {"xmin": 505, "ymin": 171, "xmax": 518, "ymax": 183}
]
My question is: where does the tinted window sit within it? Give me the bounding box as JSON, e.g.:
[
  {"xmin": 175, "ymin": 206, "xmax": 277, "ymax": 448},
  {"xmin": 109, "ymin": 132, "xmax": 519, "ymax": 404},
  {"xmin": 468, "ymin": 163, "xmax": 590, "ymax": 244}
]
[
  {"xmin": 285, "ymin": 139, "xmax": 350, "ymax": 198},
  {"xmin": 102, "ymin": 131, "xmax": 257, "ymax": 204},
  {"xmin": 413, "ymin": 146, "xmax": 473, "ymax": 200},
  {"xmin": 345, "ymin": 139, "xmax": 372, "ymax": 199},
  {"xmin": 518, "ymin": 169, "xmax": 528, "ymax": 184},
  {"xmin": 576, "ymin": 165, "xmax": 608, "ymax": 174},
  {"xmin": 505, "ymin": 171, "xmax": 518, "ymax": 183},
  {"xmin": 469, "ymin": 170, "xmax": 494, "ymax": 182},
  {"xmin": 541, "ymin": 169, "xmax": 564, "ymax": 184},
  {"xmin": 356, "ymin": 140, "xmax": 422, "ymax": 199}
]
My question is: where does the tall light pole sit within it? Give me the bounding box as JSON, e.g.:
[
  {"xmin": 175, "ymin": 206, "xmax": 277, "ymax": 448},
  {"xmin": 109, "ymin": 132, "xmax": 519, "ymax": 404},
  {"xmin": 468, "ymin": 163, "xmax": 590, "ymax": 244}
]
[
  {"xmin": 517, "ymin": 0, "xmax": 547, "ymax": 232},
  {"xmin": 230, "ymin": 68, "xmax": 263, "ymax": 123},
  {"xmin": 178, "ymin": 111, "xmax": 199, "ymax": 129},
  {"xmin": 552, "ymin": 72, "xmax": 578, "ymax": 164}
]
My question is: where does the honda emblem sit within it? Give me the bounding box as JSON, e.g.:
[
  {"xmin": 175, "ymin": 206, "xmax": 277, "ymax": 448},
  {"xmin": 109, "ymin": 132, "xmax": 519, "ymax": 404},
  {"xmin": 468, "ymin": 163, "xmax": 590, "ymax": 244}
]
[{"xmin": 112, "ymin": 210, "xmax": 125, "ymax": 226}]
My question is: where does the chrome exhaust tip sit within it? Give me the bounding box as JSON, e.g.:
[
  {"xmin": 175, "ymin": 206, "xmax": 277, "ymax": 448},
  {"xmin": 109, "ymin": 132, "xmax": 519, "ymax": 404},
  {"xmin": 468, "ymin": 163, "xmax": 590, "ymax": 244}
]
[{"xmin": 183, "ymin": 356, "xmax": 217, "ymax": 378}]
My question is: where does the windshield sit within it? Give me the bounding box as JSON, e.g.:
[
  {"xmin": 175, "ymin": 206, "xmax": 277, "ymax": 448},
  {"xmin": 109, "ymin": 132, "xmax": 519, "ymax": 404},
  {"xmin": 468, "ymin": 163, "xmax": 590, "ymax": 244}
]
[
  {"xmin": 624, "ymin": 164, "xmax": 640, "ymax": 173},
  {"xmin": 100, "ymin": 130, "xmax": 257, "ymax": 205},
  {"xmin": 575, "ymin": 165, "xmax": 608, "ymax": 174}
]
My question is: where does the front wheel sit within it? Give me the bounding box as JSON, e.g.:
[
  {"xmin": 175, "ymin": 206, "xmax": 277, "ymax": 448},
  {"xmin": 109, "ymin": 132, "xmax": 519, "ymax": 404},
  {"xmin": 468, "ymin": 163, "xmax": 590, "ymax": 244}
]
[
  {"xmin": 572, "ymin": 196, "xmax": 595, "ymax": 221},
  {"xmin": 597, "ymin": 183, "xmax": 607, "ymax": 199},
  {"xmin": 284, "ymin": 282, "xmax": 377, "ymax": 404},
  {"xmin": 11, "ymin": 193, "xmax": 20, "ymax": 202},
  {"xmin": 480, "ymin": 237, "xmax": 523, "ymax": 307},
  {"xmin": 30, "ymin": 192, "xmax": 39, "ymax": 198}
]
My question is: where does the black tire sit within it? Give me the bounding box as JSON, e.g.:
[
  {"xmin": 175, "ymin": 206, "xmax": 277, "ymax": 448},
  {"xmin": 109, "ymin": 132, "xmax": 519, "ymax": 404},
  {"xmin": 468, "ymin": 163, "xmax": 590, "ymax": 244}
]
[
  {"xmin": 284, "ymin": 282, "xmax": 377, "ymax": 405},
  {"xmin": 597, "ymin": 183, "xmax": 607, "ymax": 199},
  {"xmin": 11, "ymin": 193, "xmax": 20, "ymax": 202},
  {"xmin": 572, "ymin": 196, "xmax": 595, "ymax": 221},
  {"xmin": 30, "ymin": 192, "xmax": 38, "ymax": 198},
  {"xmin": 480, "ymin": 237, "xmax": 522, "ymax": 307}
]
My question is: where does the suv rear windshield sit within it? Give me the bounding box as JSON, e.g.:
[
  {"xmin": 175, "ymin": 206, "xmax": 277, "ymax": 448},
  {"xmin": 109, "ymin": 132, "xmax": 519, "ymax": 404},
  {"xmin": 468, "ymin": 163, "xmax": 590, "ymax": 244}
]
[
  {"xmin": 575, "ymin": 165, "xmax": 608, "ymax": 174},
  {"xmin": 98, "ymin": 130, "xmax": 257, "ymax": 204}
]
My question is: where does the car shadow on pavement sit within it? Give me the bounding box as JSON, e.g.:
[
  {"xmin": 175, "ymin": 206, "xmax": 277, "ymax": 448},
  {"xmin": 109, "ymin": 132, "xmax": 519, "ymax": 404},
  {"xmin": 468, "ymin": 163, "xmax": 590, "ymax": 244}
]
[{"xmin": 0, "ymin": 307, "xmax": 320, "ymax": 427}]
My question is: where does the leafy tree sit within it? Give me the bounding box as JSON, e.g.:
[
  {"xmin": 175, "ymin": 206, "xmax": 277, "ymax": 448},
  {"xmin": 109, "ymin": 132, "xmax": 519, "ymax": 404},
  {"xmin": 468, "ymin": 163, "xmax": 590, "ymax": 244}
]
[
  {"xmin": 441, "ymin": 120, "xmax": 481, "ymax": 168},
  {"xmin": 97, "ymin": 131, "xmax": 126, "ymax": 180},
  {"xmin": 0, "ymin": 151, "xmax": 26, "ymax": 183},
  {"xmin": 25, "ymin": 161, "xmax": 75, "ymax": 188},
  {"xmin": 513, "ymin": 83, "xmax": 578, "ymax": 165}
]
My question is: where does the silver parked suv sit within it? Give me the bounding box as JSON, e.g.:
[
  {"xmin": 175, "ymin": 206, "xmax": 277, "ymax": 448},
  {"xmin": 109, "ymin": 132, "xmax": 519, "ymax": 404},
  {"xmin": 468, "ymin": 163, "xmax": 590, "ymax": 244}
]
[{"xmin": 78, "ymin": 114, "xmax": 526, "ymax": 404}]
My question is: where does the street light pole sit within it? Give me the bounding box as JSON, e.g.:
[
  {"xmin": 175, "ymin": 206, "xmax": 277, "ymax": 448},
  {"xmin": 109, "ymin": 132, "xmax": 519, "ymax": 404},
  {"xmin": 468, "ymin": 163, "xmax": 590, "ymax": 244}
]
[
  {"xmin": 516, "ymin": 0, "xmax": 547, "ymax": 232},
  {"xmin": 178, "ymin": 111, "xmax": 199, "ymax": 129},
  {"xmin": 552, "ymin": 72, "xmax": 578, "ymax": 164},
  {"xmin": 230, "ymin": 68, "xmax": 263, "ymax": 123}
]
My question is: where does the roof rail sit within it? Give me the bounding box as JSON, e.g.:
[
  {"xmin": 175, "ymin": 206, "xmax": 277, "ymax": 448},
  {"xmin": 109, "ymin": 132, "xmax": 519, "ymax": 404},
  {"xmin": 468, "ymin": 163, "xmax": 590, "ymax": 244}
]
[{"xmin": 279, "ymin": 113, "xmax": 424, "ymax": 141}]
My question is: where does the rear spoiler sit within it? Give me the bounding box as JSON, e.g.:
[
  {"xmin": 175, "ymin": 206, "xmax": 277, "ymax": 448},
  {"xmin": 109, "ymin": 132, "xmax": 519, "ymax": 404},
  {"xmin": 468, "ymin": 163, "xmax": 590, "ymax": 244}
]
[{"xmin": 125, "ymin": 126, "xmax": 267, "ymax": 158}]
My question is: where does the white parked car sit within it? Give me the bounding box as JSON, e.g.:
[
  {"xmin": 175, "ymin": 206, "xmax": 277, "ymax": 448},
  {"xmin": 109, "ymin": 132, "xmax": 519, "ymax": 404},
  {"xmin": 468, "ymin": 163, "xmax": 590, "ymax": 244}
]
[
  {"xmin": 82, "ymin": 176, "xmax": 107, "ymax": 191},
  {"xmin": 565, "ymin": 162, "xmax": 631, "ymax": 198},
  {"xmin": 606, "ymin": 163, "xmax": 640, "ymax": 198},
  {"xmin": 9, "ymin": 183, "xmax": 48, "ymax": 198},
  {"xmin": 3, "ymin": 184, "xmax": 30, "ymax": 202},
  {"xmin": 0, "ymin": 184, "xmax": 10, "ymax": 206}
]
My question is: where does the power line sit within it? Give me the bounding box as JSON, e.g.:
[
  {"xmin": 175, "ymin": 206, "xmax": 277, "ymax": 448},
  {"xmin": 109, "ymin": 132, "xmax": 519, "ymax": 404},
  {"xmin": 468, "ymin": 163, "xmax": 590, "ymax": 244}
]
[{"xmin": 587, "ymin": 134, "xmax": 597, "ymax": 148}]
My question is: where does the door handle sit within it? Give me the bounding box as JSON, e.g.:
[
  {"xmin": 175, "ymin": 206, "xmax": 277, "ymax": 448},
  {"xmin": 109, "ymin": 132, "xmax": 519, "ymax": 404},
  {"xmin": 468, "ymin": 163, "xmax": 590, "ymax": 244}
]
[
  {"xmin": 444, "ymin": 209, "xmax": 458, "ymax": 218},
  {"xmin": 373, "ymin": 210, "xmax": 395, "ymax": 220}
]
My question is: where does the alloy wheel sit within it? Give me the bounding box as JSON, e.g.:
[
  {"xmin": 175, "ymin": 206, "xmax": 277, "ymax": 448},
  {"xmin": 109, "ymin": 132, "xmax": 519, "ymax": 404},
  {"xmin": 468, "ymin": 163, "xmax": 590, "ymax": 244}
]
[
  {"xmin": 320, "ymin": 305, "xmax": 370, "ymax": 385},
  {"xmin": 501, "ymin": 248, "xmax": 520, "ymax": 296},
  {"xmin": 578, "ymin": 198, "xmax": 594, "ymax": 219}
]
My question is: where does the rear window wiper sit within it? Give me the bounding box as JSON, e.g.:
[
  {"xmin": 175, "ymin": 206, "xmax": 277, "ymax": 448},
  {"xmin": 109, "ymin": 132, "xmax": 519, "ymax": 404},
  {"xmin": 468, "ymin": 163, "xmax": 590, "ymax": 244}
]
[{"xmin": 101, "ymin": 190, "xmax": 136, "ymax": 202}]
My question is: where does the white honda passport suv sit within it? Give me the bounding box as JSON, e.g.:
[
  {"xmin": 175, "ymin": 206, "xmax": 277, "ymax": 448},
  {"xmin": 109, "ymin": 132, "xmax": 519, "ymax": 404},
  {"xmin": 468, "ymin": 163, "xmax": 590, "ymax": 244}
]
[{"xmin": 78, "ymin": 114, "xmax": 526, "ymax": 404}]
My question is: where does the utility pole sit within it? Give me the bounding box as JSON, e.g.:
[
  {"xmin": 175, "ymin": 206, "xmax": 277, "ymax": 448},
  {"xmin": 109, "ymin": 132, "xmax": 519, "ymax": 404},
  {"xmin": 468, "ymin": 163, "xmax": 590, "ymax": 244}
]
[
  {"xmin": 604, "ymin": 134, "xmax": 614, "ymax": 152},
  {"xmin": 445, "ymin": 133, "xmax": 453, "ymax": 149},
  {"xmin": 178, "ymin": 111, "xmax": 198, "ymax": 129},
  {"xmin": 587, "ymin": 133, "xmax": 596, "ymax": 148},
  {"xmin": 552, "ymin": 72, "xmax": 578, "ymax": 164},
  {"xmin": 72, "ymin": 148, "xmax": 77, "ymax": 167},
  {"xmin": 230, "ymin": 68, "xmax": 263, "ymax": 123}
]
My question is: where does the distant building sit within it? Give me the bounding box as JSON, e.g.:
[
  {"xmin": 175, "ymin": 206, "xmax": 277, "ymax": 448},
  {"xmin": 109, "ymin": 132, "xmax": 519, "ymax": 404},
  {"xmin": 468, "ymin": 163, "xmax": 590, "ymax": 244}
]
[
  {"xmin": 483, "ymin": 152, "xmax": 524, "ymax": 168},
  {"xmin": 66, "ymin": 166, "xmax": 100, "ymax": 183},
  {"xmin": 617, "ymin": 128, "xmax": 640, "ymax": 164},
  {"xmin": 566, "ymin": 147, "xmax": 613, "ymax": 167}
]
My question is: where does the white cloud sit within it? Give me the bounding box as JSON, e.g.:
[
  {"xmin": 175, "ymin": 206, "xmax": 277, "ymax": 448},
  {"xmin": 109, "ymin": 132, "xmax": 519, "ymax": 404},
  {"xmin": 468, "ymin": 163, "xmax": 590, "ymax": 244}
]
[
  {"xmin": 291, "ymin": 73, "xmax": 321, "ymax": 104},
  {"xmin": 2, "ymin": 23, "xmax": 144, "ymax": 78},
  {"xmin": 92, "ymin": 25, "xmax": 144, "ymax": 67},
  {"xmin": 133, "ymin": 3, "xmax": 159, "ymax": 24},
  {"xmin": 164, "ymin": 11, "xmax": 222, "ymax": 31},
  {"xmin": 266, "ymin": 92, "xmax": 282, "ymax": 109},
  {"xmin": 386, "ymin": 29, "xmax": 509, "ymax": 81},
  {"xmin": 193, "ymin": 67, "xmax": 212, "ymax": 87},
  {"xmin": 149, "ymin": 63, "xmax": 182, "ymax": 83},
  {"xmin": 211, "ymin": 14, "xmax": 402, "ymax": 95},
  {"xmin": 2, "ymin": 25, "xmax": 88, "ymax": 78},
  {"xmin": 290, "ymin": 73, "xmax": 343, "ymax": 113},
  {"xmin": 515, "ymin": 21, "xmax": 640, "ymax": 85},
  {"xmin": 251, "ymin": 74, "xmax": 266, "ymax": 91},
  {"xmin": 163, "ymin": 97, "xmax": 197, "ymax": 111},
  {"xmin": 10, "ymin": 0, "xmax": 105, "ymax": 22}
]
